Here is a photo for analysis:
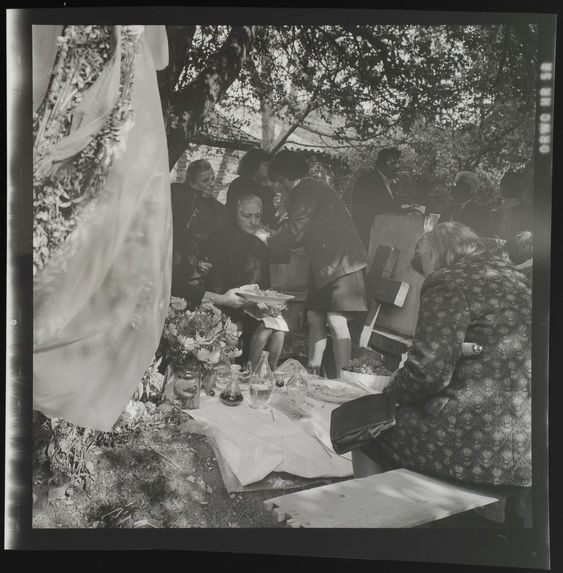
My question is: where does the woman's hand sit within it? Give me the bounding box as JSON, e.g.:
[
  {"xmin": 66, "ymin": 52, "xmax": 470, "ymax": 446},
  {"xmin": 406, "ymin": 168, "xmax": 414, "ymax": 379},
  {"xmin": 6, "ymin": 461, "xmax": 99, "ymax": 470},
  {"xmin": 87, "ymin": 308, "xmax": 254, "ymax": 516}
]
[
  {"xmin": 197, "ymin": 259, "xmax": 213, "ymax": 276},
  {"xmin": 255, "ymin": 227, "xmax": 271, "ymax": 244},
  {"xmin": 210, "ymin": 288, "xmax": 245, "ymax": 309}
]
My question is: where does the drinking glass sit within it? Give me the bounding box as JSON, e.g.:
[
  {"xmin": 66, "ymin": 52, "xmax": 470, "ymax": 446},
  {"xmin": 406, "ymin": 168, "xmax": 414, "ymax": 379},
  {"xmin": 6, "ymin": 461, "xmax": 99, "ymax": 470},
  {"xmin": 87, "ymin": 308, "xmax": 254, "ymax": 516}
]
[
  {"xmin": 214, "ymin": 362, "xmax": 232, "ymax": 391},
  {"xmin": 173, "ymin": 368, "xmax": 201, "ymax": 410},
  {"xmin": 248, "ymin": 378, "xmax": 273, "ymax": 409}
]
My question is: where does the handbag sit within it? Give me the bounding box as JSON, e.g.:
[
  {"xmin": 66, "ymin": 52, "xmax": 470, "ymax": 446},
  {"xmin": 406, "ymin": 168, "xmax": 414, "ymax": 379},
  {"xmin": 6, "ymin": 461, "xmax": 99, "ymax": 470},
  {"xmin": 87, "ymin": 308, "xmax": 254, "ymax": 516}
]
[{"xmin": 330, "ymin": 393, "xmax": 396, "ymax": 455}]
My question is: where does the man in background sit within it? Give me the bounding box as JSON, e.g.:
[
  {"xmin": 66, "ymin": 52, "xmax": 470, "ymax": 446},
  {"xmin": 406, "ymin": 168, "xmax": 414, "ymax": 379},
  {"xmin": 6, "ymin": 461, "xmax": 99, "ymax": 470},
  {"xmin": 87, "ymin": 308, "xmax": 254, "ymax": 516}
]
[{"xmin": 350, "ymin": 147, "xmax": 403, "ymax": 249}]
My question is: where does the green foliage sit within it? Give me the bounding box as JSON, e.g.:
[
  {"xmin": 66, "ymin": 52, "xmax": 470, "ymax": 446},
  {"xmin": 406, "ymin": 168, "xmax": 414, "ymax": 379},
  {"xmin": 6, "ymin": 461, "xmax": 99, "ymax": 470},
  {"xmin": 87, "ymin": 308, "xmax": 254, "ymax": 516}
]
[{"xmin": 167, "ymin": 23, "xmax": 537, "ymax": 212}]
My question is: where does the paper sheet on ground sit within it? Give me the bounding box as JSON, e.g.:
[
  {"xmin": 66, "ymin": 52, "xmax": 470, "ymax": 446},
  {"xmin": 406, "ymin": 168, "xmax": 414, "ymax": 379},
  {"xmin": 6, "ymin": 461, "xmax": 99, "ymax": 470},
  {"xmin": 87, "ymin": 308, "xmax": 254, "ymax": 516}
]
[{"xmin": 187, "ymin": 392, "xmax": 352, "ymax": 487}]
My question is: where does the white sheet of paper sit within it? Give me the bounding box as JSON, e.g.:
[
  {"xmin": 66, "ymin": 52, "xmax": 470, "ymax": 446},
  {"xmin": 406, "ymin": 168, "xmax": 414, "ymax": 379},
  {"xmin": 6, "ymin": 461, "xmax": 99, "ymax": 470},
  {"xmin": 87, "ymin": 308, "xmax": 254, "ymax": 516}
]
[{"xmin": 188, "ymin": 392, "xmax": 352, "ymax": 486}]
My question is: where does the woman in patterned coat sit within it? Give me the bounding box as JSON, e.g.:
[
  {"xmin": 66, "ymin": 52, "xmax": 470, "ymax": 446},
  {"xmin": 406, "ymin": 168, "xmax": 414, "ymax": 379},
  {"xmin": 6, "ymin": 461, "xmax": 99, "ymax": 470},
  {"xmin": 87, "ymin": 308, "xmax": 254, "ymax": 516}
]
[{"xmin": 354, "ymin": 222, "xmax": 532, "ymax": 488}]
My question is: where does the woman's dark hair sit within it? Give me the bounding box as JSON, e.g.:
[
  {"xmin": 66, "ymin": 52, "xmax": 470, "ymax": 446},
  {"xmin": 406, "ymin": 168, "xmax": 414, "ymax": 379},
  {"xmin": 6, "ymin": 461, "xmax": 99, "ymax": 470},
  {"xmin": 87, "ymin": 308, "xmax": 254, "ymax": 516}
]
[
  {"xmin": 237, "ymin": 148, "xmax": 271, "ymax": 178},
  {"xmin": 268, "ymin": 150, "xmax": 309, "ymax": 181},
  {"xmin": 186, "ymin": 159, "xmax": 213, "ymax": 183}
]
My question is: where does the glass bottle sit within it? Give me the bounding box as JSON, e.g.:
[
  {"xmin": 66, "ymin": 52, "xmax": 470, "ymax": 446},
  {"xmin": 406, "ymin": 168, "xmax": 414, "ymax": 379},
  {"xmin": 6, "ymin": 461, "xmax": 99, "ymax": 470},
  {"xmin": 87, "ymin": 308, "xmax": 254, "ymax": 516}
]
[
  {"xmin": 214, "ymin": 357, "xmax": 233, "ymax": 391},
  {"xmin": 248, "ymin": 351, "xmax": 274, "ymax": 409},
  {"xmin": 286, "ymin": 373, "xmax": 309, "ymax": 405},
  {"xmin": 220, "ymin": 364, "xmax": 244, "ymax": 406}
]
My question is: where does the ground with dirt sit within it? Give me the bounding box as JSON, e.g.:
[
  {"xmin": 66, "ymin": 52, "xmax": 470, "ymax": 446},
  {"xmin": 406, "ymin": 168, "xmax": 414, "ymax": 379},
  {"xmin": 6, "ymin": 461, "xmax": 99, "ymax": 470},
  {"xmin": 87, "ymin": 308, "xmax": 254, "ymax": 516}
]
[
  {"xmin": 32, "ymin": 407, "xmax": 290, "ymax": 529},
  {"xmin": 31, "ymin": 333, "xmax": 320, "ymax": 530}
]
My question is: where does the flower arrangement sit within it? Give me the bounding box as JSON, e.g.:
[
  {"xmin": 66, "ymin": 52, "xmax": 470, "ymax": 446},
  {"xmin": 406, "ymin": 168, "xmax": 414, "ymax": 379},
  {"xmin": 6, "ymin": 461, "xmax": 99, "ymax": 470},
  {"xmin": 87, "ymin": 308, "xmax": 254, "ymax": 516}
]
[{"xmin": 162, "ymin": 297, "xmax": 242, "ymax": 373}]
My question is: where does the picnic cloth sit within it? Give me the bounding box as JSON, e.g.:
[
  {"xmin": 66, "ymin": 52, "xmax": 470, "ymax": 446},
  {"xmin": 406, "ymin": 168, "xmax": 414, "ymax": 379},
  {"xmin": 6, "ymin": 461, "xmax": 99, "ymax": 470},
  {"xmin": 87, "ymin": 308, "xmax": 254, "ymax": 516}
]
[
  {"xmin": 206, "ymin": 435, "xmax": 346, "ymax": 494},
  {"xmin": 186, "ymin": 390, "xmax": 352, "ymax": 487}
]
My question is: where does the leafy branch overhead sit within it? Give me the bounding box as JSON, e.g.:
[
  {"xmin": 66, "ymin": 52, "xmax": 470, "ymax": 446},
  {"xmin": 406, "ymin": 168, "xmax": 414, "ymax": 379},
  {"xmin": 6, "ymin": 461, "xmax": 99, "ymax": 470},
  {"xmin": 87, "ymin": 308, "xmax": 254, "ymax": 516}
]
[
  {"xmin": 163, "ymin": 25, "xmax": 256, "ymax": 168},
  {"xmin": 161, "ymin": 23, "xmax": 537, "ymax": 181}
]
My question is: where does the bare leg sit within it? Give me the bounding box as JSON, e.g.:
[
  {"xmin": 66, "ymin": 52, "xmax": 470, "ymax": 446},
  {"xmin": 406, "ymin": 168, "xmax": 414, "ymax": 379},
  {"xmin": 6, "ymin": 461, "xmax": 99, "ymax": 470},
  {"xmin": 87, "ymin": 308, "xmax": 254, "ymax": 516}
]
[
  {"xmin": 352, "ymin": 449, "xmax": 389, "ymax": 478},
  {"xmin": 249, "ymin": 324, "xmax": 273, "ymax": 369},
  {"xmin": 327, "ymin": 312, "xmax": 351, "ymax": 377},
  {"xmin": 307, "ymin": 310, "xmax": 327, "ymax": 371},
  {"xmin": 266, "ymin": 330, "xmax": 285, "ymax": 371}
]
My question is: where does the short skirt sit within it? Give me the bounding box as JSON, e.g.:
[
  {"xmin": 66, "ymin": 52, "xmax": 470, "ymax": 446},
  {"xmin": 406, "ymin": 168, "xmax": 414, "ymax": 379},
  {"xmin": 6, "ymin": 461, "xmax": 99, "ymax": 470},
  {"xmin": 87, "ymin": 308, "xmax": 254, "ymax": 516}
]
[{"xmin": 305, "ymin": 269, "xmax": 368, "ymax": 313}]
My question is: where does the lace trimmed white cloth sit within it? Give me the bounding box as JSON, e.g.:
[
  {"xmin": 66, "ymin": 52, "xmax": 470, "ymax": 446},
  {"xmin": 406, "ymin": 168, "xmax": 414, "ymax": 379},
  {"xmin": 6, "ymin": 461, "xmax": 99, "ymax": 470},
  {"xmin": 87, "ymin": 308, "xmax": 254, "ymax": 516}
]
[{"xmin": 33, "ymin": 26, "xmax": 172, "ymax": 431}]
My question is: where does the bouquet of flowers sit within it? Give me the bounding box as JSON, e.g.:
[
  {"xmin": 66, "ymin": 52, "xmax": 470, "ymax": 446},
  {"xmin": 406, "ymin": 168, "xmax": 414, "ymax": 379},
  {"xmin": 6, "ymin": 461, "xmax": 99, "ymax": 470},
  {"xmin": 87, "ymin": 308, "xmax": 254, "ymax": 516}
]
[{"xmin": 162, "ymin": 297, "xmax": 242, "ymax": 373}]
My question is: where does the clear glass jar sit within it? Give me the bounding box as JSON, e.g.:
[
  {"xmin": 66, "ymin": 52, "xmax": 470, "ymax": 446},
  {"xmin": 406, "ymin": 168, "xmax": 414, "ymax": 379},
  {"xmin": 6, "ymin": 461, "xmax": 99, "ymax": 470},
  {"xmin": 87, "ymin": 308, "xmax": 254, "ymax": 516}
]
[
  {"xmin": 248, "ymin": 351, "xmax": 274, "ymax": 409},
  {"xmin": 286, "ymin": 374, "xmax": 308, "ymax": 405},
  {"xmin": 173, "ymin": 367, "xmax": 201, "ymax": 410},
  {"xmin": 214, "ymin": 359, "xmax": 232, "ymax": 391}
]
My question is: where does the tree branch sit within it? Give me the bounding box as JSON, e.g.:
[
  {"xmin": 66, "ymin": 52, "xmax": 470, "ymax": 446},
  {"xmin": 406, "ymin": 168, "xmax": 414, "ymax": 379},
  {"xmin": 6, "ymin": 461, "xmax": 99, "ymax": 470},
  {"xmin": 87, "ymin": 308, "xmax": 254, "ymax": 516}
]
[
  {"xmin": 268, "ymin": 76, "xmax": 327, "ymax": 155},
  {"xmin": 165, "ymin": 25, "xmax": 255, "ymax": 169},
  {"xmin": 342, "ymin": 25, "xmax": 396, "ymax": 88},
  {"xmin": 157, "ymin": 25, "xmax": 196, "ymax": 117}
]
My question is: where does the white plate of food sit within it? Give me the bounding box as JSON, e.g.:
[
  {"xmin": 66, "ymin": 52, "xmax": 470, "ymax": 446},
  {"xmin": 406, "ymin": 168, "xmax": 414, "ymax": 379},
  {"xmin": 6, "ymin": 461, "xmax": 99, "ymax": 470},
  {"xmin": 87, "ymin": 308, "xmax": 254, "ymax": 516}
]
[
  {"xmin": 236, "ymin": 288, "xmax": 295, "ymax": 305},
  {"xmin": 306, "ymin": 377, "xmax": 367, "ymax": 404}
]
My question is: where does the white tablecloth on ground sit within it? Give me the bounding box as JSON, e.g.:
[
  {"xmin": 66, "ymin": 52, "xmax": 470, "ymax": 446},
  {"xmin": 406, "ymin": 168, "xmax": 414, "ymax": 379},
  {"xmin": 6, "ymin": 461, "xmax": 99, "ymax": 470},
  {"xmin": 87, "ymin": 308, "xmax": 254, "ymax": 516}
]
[{"xmin": 186, "ymin": 390, "xmax": 353, "ymax": 487}]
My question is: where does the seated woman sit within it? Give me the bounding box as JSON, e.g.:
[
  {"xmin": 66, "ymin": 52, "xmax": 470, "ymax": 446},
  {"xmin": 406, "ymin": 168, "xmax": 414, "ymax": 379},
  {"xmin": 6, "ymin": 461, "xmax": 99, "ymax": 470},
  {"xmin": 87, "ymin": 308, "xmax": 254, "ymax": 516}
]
[
  {"xmin": 171, "ymin": 159, "xmax": 243, "ymax": 311},
  {"xmin": 204, "ymin": 194, "xmax": 286, "ymax": 371},
  {"xmin": 353, "ymin": 222, "xmax": 532, "ymax": 492}
]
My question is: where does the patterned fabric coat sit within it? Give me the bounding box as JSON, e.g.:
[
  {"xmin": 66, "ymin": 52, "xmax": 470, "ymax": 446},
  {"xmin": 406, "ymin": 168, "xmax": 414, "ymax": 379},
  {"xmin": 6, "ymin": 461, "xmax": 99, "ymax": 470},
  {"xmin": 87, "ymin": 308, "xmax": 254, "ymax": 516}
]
[{"xmin": 367, "ymin": 251, "xmax": 532, "ymax": 487}]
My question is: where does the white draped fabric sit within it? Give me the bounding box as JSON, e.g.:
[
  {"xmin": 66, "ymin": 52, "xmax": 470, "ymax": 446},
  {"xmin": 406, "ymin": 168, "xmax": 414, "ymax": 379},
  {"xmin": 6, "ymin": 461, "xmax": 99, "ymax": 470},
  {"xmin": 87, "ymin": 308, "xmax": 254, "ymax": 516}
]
[{"xmin": 33, "ymin": 26, "xmax": 172, "ymax": 431}]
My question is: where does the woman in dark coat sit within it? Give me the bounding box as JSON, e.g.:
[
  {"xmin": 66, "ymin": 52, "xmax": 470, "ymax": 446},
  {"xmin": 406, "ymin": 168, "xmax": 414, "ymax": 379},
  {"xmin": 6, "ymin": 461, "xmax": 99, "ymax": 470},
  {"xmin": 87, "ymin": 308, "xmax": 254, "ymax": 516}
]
[
  {"xmin": 171, "ymin": 159, "xmax": 242, "ymax": 310},
  {"xmin": 266, "ymin": 151, "xmax": 369, "ymax": 377},
  {"xmin": 354, "ymin": 222, "xmax": 532, "ymax": 489},
  {"xmin": 204, "ymin": 194, "xmax": 286, "ymax": 370},
  {"xmin": 226, "ymin": 148, "xmax": 277, "ymax": 229}
]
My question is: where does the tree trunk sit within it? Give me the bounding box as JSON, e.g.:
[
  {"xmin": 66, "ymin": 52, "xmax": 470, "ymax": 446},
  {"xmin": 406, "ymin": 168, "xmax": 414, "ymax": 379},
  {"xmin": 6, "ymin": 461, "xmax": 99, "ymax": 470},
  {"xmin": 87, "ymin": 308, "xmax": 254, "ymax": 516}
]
[
  {"xmin": 165, "ymin": 26, "xmax": 256, "ymax": 169},
  {"xmin": 157, "ymin": 25, "xmax": 196, "ymax": 119}
]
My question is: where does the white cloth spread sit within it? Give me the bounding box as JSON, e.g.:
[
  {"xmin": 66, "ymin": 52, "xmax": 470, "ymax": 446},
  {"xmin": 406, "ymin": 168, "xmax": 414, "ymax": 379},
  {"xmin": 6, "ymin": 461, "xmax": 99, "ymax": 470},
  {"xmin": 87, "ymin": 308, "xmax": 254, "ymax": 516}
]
[{"xmin": 188, "ymin": 392, "xmax": 352, "ymax": 486}]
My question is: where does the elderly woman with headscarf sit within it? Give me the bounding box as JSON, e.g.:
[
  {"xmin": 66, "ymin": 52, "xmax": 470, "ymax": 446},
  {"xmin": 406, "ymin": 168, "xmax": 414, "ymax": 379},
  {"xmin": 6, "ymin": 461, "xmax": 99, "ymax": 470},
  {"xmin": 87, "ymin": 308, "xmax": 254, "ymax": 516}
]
[
  {"xmin": 203, "ymin": 194, "xmax": 287, "ymax": 370},
  {"xmin": 441, "ymin": 171, "xmax": 494, "ymax": 237},
  {"xmin": 353, "ymin": 222, "xmax": 532, "ymax": 492}
]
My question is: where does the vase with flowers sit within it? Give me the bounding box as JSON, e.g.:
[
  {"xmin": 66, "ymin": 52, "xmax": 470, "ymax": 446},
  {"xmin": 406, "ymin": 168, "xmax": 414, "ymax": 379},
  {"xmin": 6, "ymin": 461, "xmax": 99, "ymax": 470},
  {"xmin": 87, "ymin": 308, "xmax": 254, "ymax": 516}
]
[{"xmin": 162, "ymin": 297, "xmax": 242, "ymax": 407}]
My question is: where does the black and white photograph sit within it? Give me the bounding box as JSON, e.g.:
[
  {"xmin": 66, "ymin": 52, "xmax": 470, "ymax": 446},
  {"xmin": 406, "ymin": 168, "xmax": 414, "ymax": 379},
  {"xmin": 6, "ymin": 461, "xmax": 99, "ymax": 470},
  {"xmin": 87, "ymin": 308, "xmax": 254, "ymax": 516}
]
[{"xmin": 6, "ymin": 6, "xmax": 554, "ymax": 568}]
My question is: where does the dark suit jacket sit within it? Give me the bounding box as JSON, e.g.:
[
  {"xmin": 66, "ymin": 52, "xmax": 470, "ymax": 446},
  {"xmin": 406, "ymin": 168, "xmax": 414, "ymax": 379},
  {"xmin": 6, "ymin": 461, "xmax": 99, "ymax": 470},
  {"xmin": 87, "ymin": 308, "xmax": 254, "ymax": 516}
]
[
  {"xmin": 171, "ymin": 182, "xmax": 229, "ymax": 304},
  {"xmin": 350, "ymin": 168, "xmax": 403, "ymax": 248},
  {"xmin": 268, "ymin": 177, "xmax": 368, "ymax": 292},
  {"xmin": 226, "ymin": 176, "xmax": 276, "ymax": 229}
]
